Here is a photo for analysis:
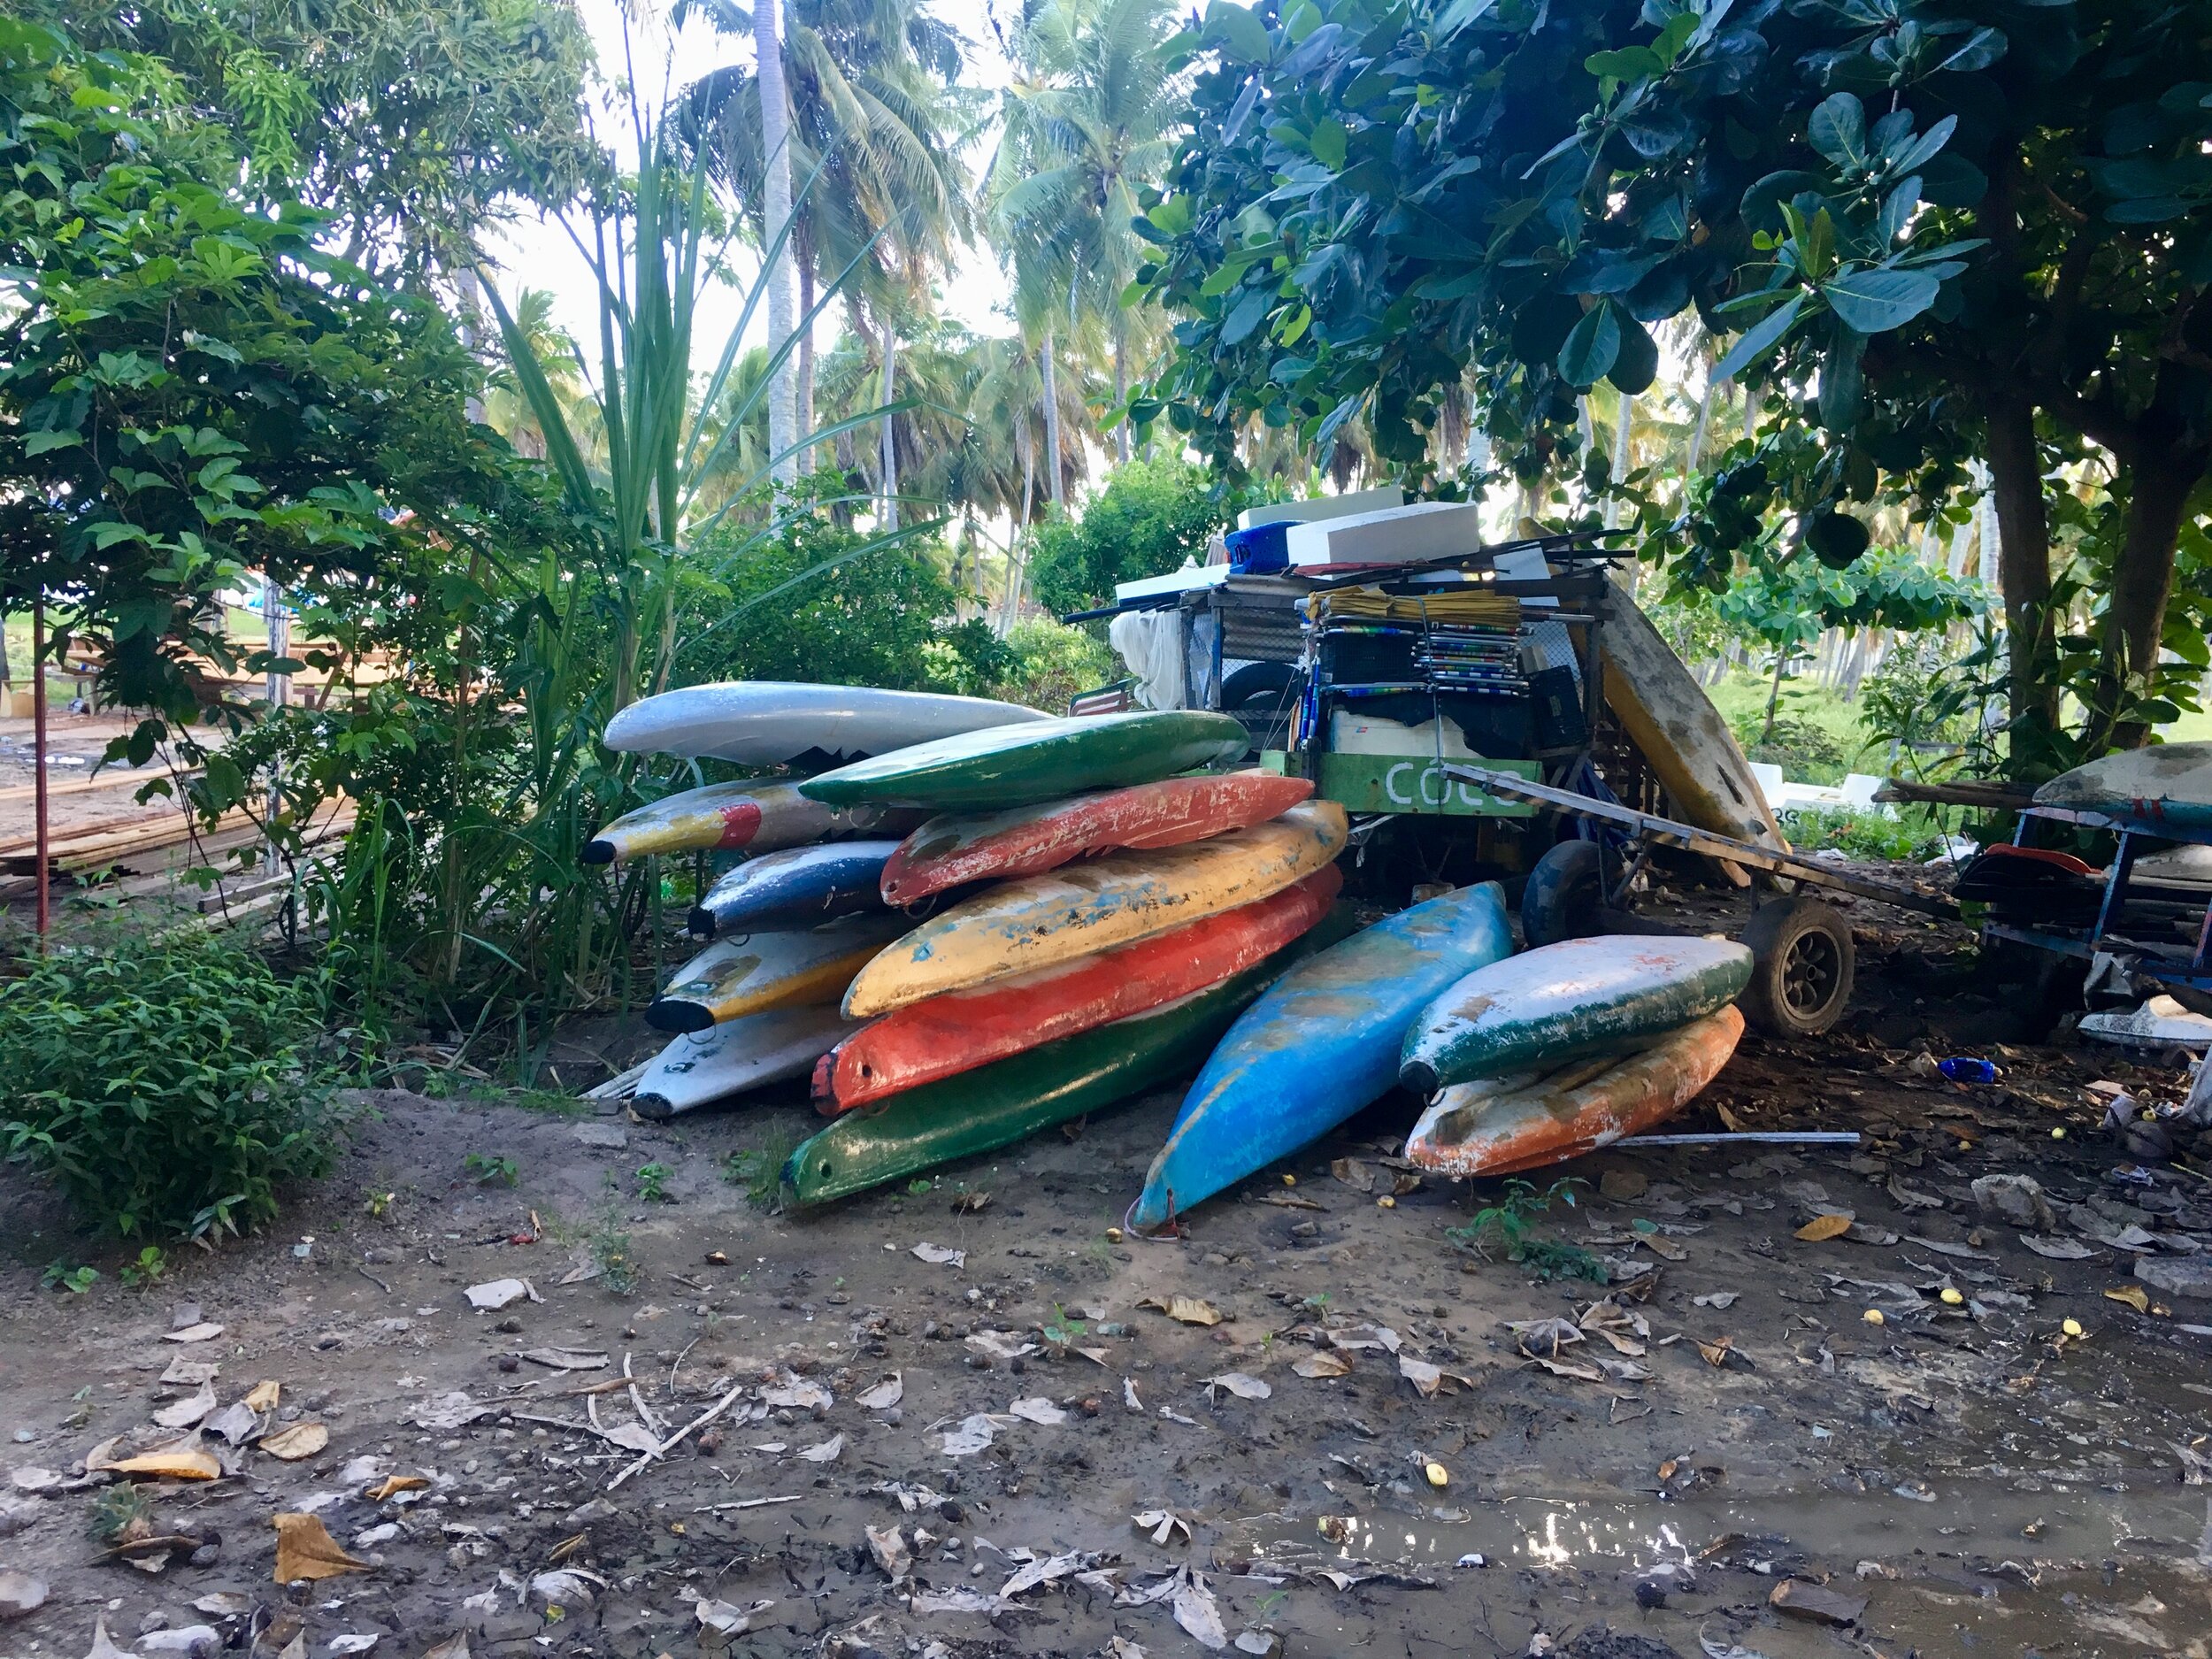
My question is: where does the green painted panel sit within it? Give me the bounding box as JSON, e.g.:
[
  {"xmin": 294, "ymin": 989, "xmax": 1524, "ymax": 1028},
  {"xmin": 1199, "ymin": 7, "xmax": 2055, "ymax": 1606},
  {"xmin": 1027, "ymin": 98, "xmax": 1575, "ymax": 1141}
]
[{"xmin": 1317, "ymin": 753, "xmax": 1538, "ymax": 818}]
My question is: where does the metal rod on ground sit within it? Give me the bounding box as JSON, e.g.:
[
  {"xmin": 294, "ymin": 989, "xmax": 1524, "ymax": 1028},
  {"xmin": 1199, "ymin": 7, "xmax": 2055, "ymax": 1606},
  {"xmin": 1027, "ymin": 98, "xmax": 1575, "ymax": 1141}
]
[
  {"xmin": 32, "ymin": 594, "xmax": 49, "ymax": 939},
  {"xmin": 1612, "ymin": 1132, "xmax": 1862, "ymax": 1148}
]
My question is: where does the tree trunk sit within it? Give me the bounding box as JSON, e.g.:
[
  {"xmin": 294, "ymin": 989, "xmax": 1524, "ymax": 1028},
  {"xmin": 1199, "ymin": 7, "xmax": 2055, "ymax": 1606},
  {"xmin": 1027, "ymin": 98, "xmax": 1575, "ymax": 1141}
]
[
  {"xmin": 1983, "ymin": 394, "xmax": 2058, "ymax": 762},
  {"xmin": 2092, "ymin": 451, "xmax": 2201, "ymax": 751},
  {"xmin": 1686, "ymin": 379, "xmax": 1714, "ymax": 474},
  {"xmin": 1041, "ymin": 328, "xmax": 1064, "ymax": 510},
  {"xmin": 1605, "ymin": 393, "xmax": 1633, "ymax": 530},
  {"xmin": 795, "ymin": 241, "xmax": 816, "ymax": 476},
  {"xmin": 1113, "ymin": 321, "xmax": 1130, "ymax": 467},
  {"xmin": 757, "ymin": 0, "xmax": 799, "ymax": 486},
  {"xmin": 879, "ymin": 320, "xmax": 899, "ymax": 533}
]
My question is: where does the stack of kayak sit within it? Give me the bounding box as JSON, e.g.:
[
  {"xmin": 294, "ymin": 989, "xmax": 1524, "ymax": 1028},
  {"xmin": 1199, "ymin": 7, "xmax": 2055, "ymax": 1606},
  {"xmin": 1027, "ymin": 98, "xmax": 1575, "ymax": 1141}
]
[
  {"xmin": 778, "ymin": 711, "xmax": 1348, "ymax": 1203},
  {"xmin": 1131, "ymin": 919, "xmax": 1753, "ymax": 1229}
]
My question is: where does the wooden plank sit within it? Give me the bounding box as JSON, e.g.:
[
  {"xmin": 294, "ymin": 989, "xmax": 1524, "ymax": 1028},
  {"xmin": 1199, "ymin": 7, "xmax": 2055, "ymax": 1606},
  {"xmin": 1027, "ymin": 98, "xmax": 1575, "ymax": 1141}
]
[{"xmin": 1875, "ymin": 777, "xmax": 2035, "ymax": 810}]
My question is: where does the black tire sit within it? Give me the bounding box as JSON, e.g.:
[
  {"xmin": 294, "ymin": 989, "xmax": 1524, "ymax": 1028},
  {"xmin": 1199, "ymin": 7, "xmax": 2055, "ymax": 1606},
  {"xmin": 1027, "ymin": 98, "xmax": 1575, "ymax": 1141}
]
[
  {"xmin": 1219, "ymin": 660, "xmax": 1302, "ymax": 755},
  {"xmin": 1739, "ymin": 896, "xmax": 1855, "ymax": 1037},
  {"xmin": 1523, "ymin": 839, "xmax": 1605, "ymax": 948}
]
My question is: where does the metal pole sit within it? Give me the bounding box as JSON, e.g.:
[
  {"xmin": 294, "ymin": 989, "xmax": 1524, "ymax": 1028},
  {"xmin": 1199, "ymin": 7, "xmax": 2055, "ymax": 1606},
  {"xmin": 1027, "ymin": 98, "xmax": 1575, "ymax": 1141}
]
[{"xmin": 32, "ymin": 595, "xmax": 50, "ymax": 938}]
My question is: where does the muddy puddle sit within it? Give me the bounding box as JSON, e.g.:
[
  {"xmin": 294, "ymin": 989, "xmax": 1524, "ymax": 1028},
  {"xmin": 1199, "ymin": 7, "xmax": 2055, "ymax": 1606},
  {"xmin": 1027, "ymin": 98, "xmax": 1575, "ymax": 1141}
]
[{"xmin": 1234, "ymin": 1481, "xmax": 2212, "ymax": 1655}]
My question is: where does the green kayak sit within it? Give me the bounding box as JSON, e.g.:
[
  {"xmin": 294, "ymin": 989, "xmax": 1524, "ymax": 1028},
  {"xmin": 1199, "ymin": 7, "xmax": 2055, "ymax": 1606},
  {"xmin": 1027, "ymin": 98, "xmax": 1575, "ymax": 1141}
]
[
  {"xmin": 795, "ymin": 710, "xmax": 1251, "ymax": 812},
  {"xmin": 783, "ymin": 907, "xmax": 1355, "ymax": 1206}
]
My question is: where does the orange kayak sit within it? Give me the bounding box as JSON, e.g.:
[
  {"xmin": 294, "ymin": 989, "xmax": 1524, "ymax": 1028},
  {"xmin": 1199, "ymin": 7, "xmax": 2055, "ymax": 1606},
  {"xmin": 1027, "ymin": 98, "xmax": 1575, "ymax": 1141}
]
[
  {"xmin": 813, "ymin": 866, "xmax": 1341, "ymax": 1112},
  {"xmin": 879, "ymin": 772, "xmax": 1315, "ymax": 905},
  {"xmin": 1402, "ymin": 1006, "xmax": 1743, "ymax": 1178}
]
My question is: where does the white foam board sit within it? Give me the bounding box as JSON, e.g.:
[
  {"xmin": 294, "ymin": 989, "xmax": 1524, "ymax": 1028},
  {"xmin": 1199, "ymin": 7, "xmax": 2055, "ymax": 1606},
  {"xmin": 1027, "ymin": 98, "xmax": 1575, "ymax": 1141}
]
[
  {"xmin": 1114, "ymin": 562, "xmax": 1231, "ymax": 603},
  {"xmin": 1238, "ymin": 485, "xmax": 1404, "ymax": 532},
  {"xmin": 1284, "ymin": 501, "xmax": 1485, "ymax": 567}
]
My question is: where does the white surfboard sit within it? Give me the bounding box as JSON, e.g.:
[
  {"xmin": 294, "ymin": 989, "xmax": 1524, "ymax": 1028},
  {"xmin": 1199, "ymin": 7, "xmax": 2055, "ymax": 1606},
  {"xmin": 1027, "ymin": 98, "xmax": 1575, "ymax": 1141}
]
[
  {"xmin": 603, "ymin": 682, "xmax": 1049, "ymax": 766},
  {"xmin": 632, "ymin": 1007, "xmax": 860, "ymax": 1118},
  {"xmin": 2035, "ymin": 741, "xmax": 2212, "ymax": 833}
]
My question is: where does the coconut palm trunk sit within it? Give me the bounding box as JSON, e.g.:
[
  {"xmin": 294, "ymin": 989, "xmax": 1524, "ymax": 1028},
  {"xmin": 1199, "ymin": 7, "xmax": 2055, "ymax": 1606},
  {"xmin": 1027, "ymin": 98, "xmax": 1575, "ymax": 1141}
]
[
  {"xmin": 1113, "ymin": 322, "xmax": 1129, "ymax": 465},
  {"xmin": 1040, "ymin": 327, "xmax": 1064, "ymax": 508},
  {"xmin": 757, "ymin": 0, "xmax": 799, "ymax": 485},
  {"xmin": 796, "ymin": 240, "xmax": 816, "ymax": 474},
  {"xmin": 879, "ymin": 319, "xmax": 899, "ymax": 531}
]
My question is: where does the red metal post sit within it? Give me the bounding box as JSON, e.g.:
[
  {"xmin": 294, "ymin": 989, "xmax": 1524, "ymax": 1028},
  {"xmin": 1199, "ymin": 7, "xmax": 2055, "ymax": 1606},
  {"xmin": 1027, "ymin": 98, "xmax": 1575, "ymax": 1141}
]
[{"xmin": 32, "ymin": 594, "xmax": 50, "ymax": 937}]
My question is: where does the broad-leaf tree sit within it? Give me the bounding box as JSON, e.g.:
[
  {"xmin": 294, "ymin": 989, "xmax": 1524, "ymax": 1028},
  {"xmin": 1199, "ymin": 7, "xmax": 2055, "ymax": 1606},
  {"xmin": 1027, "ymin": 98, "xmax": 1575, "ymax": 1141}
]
[{"xmin": 1135, "ymin": 0, "xmax": 2212, "ymax": 770}]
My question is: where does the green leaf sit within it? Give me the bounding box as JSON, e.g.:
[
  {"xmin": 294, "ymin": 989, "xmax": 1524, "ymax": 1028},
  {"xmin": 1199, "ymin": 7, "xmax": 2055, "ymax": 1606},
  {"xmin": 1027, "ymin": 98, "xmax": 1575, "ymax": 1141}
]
[
  {"xmin": 1709, "ymin": 293, "xmax": 1805, "ymax": 382},
  {"xmin": 1310, "ymin": 118, "xmax": 1348, "ymax": 172},
  {"xmin": 1202, "ymin": 0, "xmax": 1273, "ymax": 65},
  {"xmin": 1221, "ymin": 286, "xmax": 1274, "ymax": 346},
  {"xmin": 1607, "ymin": 309, "xmax": 1658, "ymax": 395},
  {"xmin": 1586, "ymin": 46, "xmax": 1663, "ymax": 83},
  {"xmin": 1807, "ymin": 93, "xmax": 1868, "ymax": 172},
  {"xmin": 1557, "ymin": 303, "xmax": 1622, "ymax": 388},
  {"xmin": 24, "ymin": 428, "xmax": 82, "ymax": 455},
  {"xmin": 1820, "ymin": 267, "xmax": 1940, "ymax": 334}
]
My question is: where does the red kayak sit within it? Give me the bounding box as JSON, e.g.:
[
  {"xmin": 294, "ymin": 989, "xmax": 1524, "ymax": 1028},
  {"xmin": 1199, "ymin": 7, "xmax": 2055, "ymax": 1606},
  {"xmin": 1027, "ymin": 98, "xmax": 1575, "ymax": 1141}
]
[
  {"xmin": 812, "ymin": 865, "xmax": 1342, "ymax": 1112},
  {"xmin": 878, "ymin": 771, "xmax": 1315, "ymax": 905}
]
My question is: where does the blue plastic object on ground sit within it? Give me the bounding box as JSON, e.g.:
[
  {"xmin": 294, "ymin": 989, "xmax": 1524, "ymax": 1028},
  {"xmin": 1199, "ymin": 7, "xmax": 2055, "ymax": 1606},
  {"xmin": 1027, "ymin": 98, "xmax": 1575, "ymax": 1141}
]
[{"xmin": 1937, "ymin": 1056, "xmax": 1997, "ymax": 1084}]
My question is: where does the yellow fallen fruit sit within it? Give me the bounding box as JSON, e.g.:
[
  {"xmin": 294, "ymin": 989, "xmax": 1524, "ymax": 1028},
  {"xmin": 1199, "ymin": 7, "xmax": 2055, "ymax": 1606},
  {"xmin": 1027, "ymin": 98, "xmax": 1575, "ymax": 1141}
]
[
  {"xmin": 2105, "ymin": 1285, "xmax": 2151, "ymax": 1314},
  {"xmin": 1376, "ymin": 1195, "xmax": 1397, "ymax": 1210},
  {"xmin": 273, "ymin": 1512, "xmax": 371, "ymax": 1582},
  {"xmin": 1282, "ymin": 1174, "xmax": 1297, "ymax": 1187},
  {"xmin": 2051, "ymin": 1127, "xmax": 2066, "ymax": 1140},
  {"xmin": 105, "ymin": 1450, "xmax": 221, "ymax": 1481},
  {"xmin": 1104, "ymin": 1226, "xmax": 1124, "ymax": 1244},
  {"xmin": 1863, "ymin": 1309, "xmax": 1886, "ymax": 1325},
  {"xmin": 1939, "ymin": 1287, "xmax": 1963, "ymax": 1306},
  {"xmin": 2061, "ymin": 1317, "xmax": 2085, "ymax": 1338},
  {"xmin": 1424, "ymin": 1462, "xmax": 1448, "ymax": 1488}
]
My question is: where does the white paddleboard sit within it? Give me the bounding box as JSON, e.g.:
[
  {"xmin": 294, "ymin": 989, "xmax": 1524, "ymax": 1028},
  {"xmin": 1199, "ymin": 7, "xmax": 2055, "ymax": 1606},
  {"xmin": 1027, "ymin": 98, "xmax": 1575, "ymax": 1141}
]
[
  {"xmin": 604, "ymin": 682, "xmax": 1049, "ymax": 766},
  {"xmin": 633, "ymin": 1007, "xmax": 860, "ymax": 1118}
]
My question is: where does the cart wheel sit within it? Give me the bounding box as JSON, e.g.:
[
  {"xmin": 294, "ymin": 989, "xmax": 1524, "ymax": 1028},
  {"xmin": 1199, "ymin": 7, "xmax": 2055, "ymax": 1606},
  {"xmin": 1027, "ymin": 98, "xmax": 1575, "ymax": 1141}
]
[
  {"xmin": 1740, "ymin": 896, "xmax": 1855, "ymax": 1037},
  {"xmin": 1523, "ymin": 840, "xmax": 1604, "ymax": 948}
]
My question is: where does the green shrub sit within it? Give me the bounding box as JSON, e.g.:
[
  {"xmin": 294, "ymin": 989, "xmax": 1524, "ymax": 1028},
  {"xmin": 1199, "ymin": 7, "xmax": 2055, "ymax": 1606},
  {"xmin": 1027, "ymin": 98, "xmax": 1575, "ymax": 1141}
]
[
  {"xmin": 989, "ymin": 618, "xmax": 1122, "ymax": 712},
  {"xmin": 1785, "ymin": 805, "xmax": 1946, "ymax": 863},
  {"xmin": 1023, "ymin": 458, "xmax": 1236, "ymax": 615},
  {"xmin": 0, "ymin": 928, "xmax": 346, "ymax": 1240}
]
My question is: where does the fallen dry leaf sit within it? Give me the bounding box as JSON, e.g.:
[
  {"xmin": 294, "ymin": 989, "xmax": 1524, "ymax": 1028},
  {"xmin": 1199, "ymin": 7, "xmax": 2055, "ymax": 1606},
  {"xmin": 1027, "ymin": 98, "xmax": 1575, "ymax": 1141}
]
[
  {"xmin": 242, "ymin": 1380, "xmax": 280, "ymax": 1412},
  {"xmin": 1008, "ymin": 1396, "xmax": 1068, "ymax": 1425},
  {"xmin": 365, "ymin": 1475, "xmax": 429, "ymax": 1502},
  {"xmin": 865, "ymin": 1524, "xmax": 911, "ymax": 1578},
  {"xmin": 1329, "ymin": 1157, "xmax": 1375, "ymax": 1193},
  {"xmin": 910, "ymin": 1242, "xmax": 965, "ymax": 1267},
  {"xmin": 856, "ymin": 1373, "xmax": 903, "ymax": 1410},
  {"xmin": 1531, "ymin": 1354, "xmax": 1607, "ymax": 1383},
  {"xmin": 419, "ymin": 1638, "xmax": 469, "ymax": 1659},
  {"xmin": 272, "ymin": 1512, "xmax": 372, "ymax": 1582},
  {"xmin": 162, "ymin": 1323, "xmax": 225, "ymax": 1344},
  {"xmin": 1397, "ymin": 1355, "xmax": 1479, "ymax": 1396},
  {"xmin": 2105, "ymin": 1285, "xmax": 2151, "ymax": 1313},
  {"xmin": 1140, "ymin": 1294, "xmax": 1224, "ymax": 1326},
  {"xmin": 1133, "ymin": 1508, "xmax": 1191, "ymax": 1546},
  {"xmin": 82, "ymin": 1618, "xmax": 134, "ymax": 1659},
  {"xmin": 1172, "ymin": 1567, "xmax": 1228, "ymax": 1649},
  {"xmin": 795, "ymin": 1433, "xmax": 843, "ymax": 1463},
  {"xmin": 1795, "ymin": 1214, "xmax": 1854, "ymax": 1242},
  {"xmin": 1695, "ymin": 1337, "xmax": 1736, "ymax": 1368},
  {"xmin": 260, "ymin": 1423, "xmax": 329, "ymax": 1462},
  {"xmin": 1203, "ymin": 1371, "xmax": 1271, "ymax": 1402},
  {"xmin": 949, "ymin": 1191, "xmax": 991, "ymax": 1214},
  {"xmin": 1292, "ymin": 1349, "xmax": 1352, "ymax": 1379},
  {"xmin": 105, "ymin": 1450, "xmax": 221, "ymax": 1481},
  {"xmin": 152, "ymin": 1381, "xmax": 217, "ymax": 1432}
]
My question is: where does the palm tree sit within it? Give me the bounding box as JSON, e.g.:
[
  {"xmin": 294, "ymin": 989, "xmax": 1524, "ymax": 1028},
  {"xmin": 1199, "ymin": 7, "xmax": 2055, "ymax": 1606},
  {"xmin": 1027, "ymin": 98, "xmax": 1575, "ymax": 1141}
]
[
  {"xmin": 677, "ymin": 0, "xmax": 976, "ymax": 500},
  {"xmin": 480, "ymin": 288, "xmax": 599, "ymax": 465},
  {"xmin": 757, "ymin": 0, "xmax": 801, "ymax": 484},
  {"xmin": 989, "ymin": 0, "xmax": 1182, "ymax": 472}
]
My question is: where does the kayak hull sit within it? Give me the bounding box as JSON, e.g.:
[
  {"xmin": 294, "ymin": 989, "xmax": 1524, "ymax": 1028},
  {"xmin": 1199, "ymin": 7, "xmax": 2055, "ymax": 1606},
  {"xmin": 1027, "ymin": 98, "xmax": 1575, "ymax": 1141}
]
[
  {"xmin": 2034, "ymin": 741, "xmax": 2212, "ymax": 833},
  {"xmin": 879, "ymin": 772, "xmax": 1316, "ymax": 904},
  {"xmin": 689, "ymin": 841, "xmax": 902, "ymax": 936},
  {"xmin": 633, "ymin": 1006, "xmax": 862, "ymax": 1118},
  {"xmin": 813, "ymin": 866, "xmax": 1342, "ymax": 1112},
  {"xmin": 583, "ymin": 781, "xmax": 914, "ymax": 866},
  {"xmin": 1132, "ymin": 882, "xmax": 1514, "ymax": 1231},
  {"xmin": 843, "ymin": 801, "xmax": 1348, "ymax": 1016},
  {"xmin": 1400, "ymin": 934, "xmax": 1753, "ymax": 1094},
  {"xmin": 603, "ymin": 681, "xmax": 1047, "ymax": 766},
  {"xmin": 797, "ymin": 710, "xmax": 1252, "ymax": 811},
  {"xmin": 1599, "ymin": 580, "xmax": 1789, "ymax": 859},
  {"xmin": 1403, "ymin": 1006, "xmax": 1745, "ymax": 1177},
  {"xmin": 785, "ymin": 952, "xmax": 1301, "ymax": 1208},
  {"xmin": 648, "ymin": 914, "xmax": 912, "ymax": 1033}
]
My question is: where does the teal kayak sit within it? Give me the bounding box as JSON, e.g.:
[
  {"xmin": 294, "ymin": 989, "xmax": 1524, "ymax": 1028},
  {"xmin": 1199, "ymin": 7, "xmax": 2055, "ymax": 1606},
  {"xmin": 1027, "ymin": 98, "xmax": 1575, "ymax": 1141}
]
[
  {"xmin": 795, "ymin": 710, "xmax": 1251, "ymax": 811},
  {"xmin": 1398, "ymin": 934, "xmax": 1754, "ymax": 1096},
  {"xmin": 1132, "ymin": 883, "xmax": 1512, "ymax": 1231}
]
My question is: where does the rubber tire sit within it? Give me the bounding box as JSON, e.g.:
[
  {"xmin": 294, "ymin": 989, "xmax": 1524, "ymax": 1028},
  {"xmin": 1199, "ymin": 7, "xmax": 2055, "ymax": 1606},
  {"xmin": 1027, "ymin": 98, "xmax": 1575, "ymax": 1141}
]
[
  {"xmin": 1219, "ymin": 660, "xmax": 1302, "ymax": 756},
  {"xmin": 1739, "ymin": 895, "xmax": 1855, "ymax": 1037},
  {"xmin": 1522, "ymin": 839, "xmax": 1605, "ymax": 948}
]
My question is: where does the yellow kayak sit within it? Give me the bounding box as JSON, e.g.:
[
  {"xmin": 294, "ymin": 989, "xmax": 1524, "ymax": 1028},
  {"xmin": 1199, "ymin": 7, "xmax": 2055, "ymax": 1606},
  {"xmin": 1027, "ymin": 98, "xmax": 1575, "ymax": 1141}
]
[
  {"xmin": 844, "ymin": 801, "xmax": 1348, "ymax": 1017},
  {"xmin": 649, "ymin": 914, "xmax": 911, "ymax": 1033}
]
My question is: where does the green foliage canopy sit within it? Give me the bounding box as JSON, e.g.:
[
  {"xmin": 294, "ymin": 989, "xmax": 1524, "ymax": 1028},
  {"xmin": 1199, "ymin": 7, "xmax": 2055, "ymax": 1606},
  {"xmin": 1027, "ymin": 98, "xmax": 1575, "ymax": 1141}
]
[{"xmin": 1023, "ymin": 457, "xmax": 1234, "ymax": 613}]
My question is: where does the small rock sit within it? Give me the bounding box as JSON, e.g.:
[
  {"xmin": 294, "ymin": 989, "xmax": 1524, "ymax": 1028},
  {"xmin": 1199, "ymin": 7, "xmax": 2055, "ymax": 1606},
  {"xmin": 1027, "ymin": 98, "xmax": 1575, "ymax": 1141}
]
[
  {"xmin": 2135, "ymin": 1256, "xmax": 2212, "ymax": 1301},
  {"xmin": 328, "ymin": 1638, "xmax": 379, "ymax": 1657},
  {"xmin": 567, "ymin": 1498, "xmax": 617, "ymax": 1525},
  {"xmin": 1770, "ymin": 1577, "xmax": 1868, "ymax": 1626},
  {"xmin": 573, "ymin": 1123, "xmax": 628, "ymax": 1150},
  {"xmin": 7, "ymin": 1468, "xmax": 60, "ymax": 1494},
  {"xmin": 1600, "ymin": 1168, "xmax": 1648, "ymax": 1202},
  {"xmin": 1970, "ymin": 1174, "xmax": 2055, "ymax": 1232},
  {"xmin": 527, "ymin": 1570, "xmax": 598, "ymax": 1615},
  {"xmin": 0, "ymin": 1570, "xmax": 48, "ymax": 1619}
]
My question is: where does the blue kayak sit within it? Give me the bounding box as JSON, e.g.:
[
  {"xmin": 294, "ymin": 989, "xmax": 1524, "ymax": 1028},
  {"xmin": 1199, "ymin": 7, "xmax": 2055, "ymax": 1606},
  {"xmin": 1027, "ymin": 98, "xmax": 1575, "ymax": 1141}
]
[
  {"xmin": 687, "ymin": 841, "xmax": 903, "ymax": 937},
  {"xmin": 1132, "ymin": 882, "xmax": 1513, "ymax": 1230}
]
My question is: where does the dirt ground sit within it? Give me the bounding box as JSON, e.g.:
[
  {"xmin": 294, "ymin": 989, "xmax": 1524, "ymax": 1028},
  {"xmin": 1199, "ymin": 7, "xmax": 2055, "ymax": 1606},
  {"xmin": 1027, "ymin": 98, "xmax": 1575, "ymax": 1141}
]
[{"xmin": 4, "ymin": 876, "xmax": 2212, "ymax": 1659}]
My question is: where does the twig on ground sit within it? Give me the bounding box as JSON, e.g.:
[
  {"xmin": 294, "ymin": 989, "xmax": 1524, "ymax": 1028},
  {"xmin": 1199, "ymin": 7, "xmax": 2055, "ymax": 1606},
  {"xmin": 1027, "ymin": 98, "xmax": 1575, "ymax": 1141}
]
[{"xmin": 607, "ymin": 1379, "xmax": 748, "ymax": 1492}]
